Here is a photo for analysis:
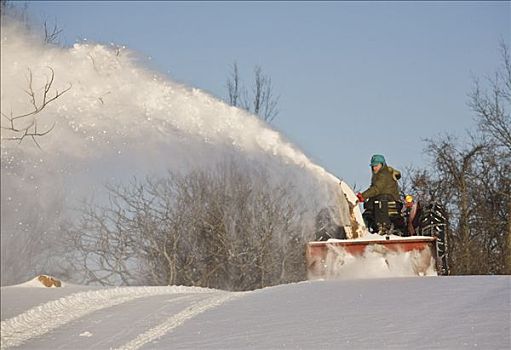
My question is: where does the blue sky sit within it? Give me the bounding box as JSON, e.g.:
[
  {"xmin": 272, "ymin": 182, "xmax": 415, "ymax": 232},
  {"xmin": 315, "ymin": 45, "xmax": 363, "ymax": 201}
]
[{"xmin": 21, "ymin": 1, "xmax": 510, "ymax": 188}]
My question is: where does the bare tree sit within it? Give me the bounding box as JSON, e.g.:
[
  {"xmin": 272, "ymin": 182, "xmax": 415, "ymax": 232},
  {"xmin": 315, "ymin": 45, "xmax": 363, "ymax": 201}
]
[
  {"xmin": 406, "ymin": 43, "xmax": 511, "ymax": 275},
  {"xmin": 226, "ymin": 62, "xmax": 280, "ymax": 123},
  {"xmin": 1, "ymin": 67, "xmax": 71, "ymax": 148},
  {"xmin": 226, "ymin": 62, "xmax": 242, "ymax": 108},
  {"xmin": 468, "ymin": 41, "xmax": 511, "ymax": 273},
  {"xmin": 251, "ymin": 66, "xmax": 279, "ymax": 122},
  {"xmin": 421, "ymin": 137, "xmax": 485, "ymax": 274},
  {"xmin": 66, "ymin": 160, "xmax": 307, "ymax": 290},
  {"xmin": 43, "ymin": 20, "xmax": 63, "ymax": 45},
  {"xmin": 470, "ymin": 42, "xmax": 511, "ymax": 154},
  {"xmin": 412, "ymin": 138, "xmax": 509, "ymax": 274},
  {"xmin": 2, "ymin": 1, "xmax": 63, "ymax": 45},
  {"xmin": 1, "ymin": 0, "xmax": 28, "ymax": 23}
]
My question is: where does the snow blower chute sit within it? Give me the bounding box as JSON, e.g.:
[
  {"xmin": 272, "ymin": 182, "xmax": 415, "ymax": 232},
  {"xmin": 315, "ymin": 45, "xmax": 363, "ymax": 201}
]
[{"xmin": 306, "ymin": 181, "xmax": 449, "ymax": 279}]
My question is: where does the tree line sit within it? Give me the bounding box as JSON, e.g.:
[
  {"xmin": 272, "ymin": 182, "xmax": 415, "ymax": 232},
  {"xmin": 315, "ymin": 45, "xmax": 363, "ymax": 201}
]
[
  {"xmin": 406, "ymin": 43, "xmax": 510, "ymax": 275},
  {"xmin": 65, "ymin": 162, "xmax": 309, "ymax": 290}
]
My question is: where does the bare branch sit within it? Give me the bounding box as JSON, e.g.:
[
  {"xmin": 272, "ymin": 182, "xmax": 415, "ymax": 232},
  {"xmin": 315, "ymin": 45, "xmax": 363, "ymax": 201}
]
[
  {"xmin": 44, "ymin": 21, "xmax": 63, "ymax": 45},
  {"xmin": 1, "ymin": 67, "xmax": 71, "ymax": 147},
  {"xmin": 225, "ymin": 63, "xmax": 280, "ymax": 123}
]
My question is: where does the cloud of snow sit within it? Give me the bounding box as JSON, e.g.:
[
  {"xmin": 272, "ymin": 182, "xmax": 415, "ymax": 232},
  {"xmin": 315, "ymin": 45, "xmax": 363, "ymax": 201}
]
[{"xmin": 1, "ymin": 18, "xmax": 350, "ymax": 284}]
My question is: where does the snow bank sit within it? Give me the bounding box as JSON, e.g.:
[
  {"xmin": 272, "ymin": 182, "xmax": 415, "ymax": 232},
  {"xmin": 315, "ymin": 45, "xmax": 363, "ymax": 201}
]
[
  {"xmin": 1, "ymin": 276, "xmax": 509, "ymax": 349},
  {"xmin": 0, "ymin": 285, "xmax": 227, "ymax": 348},
  {"xmin": 166, "ymin": 276, "xmax": 511, "ymax": 350}
]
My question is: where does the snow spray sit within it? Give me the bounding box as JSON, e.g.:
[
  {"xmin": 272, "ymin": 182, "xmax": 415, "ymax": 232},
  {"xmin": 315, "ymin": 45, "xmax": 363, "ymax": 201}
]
[
  {"xmin": 1, "ymin": 19, "xmax": 350, "ymax": 284},
  {"xmin": 308, "ymin": 238, "xmax": 438, "ymax": 280}
]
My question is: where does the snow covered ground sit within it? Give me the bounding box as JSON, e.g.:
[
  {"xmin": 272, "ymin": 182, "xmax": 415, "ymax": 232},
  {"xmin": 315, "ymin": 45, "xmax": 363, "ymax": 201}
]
[{"xmin": 1, "ymin": 275, "xmax": 509, "ymax": 349}]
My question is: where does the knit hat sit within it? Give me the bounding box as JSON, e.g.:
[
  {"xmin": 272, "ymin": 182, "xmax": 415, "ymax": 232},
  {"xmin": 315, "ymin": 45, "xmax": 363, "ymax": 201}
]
[{"xmin": 370, "ymin": 154, "xmax": 386, "ymax": 166}]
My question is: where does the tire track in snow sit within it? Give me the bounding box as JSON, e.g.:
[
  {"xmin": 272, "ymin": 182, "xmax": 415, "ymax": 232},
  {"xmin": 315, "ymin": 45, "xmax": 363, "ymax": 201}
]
[
  {"xmin": 0, "ymin": 286, "xmax": 217, "ymax": 349},
  {"xmin": 115, "ymin": 292, "xmax": 242, "ymax": 350}
]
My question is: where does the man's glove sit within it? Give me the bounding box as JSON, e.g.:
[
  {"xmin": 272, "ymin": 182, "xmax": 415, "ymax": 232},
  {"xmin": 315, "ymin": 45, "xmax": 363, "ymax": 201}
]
[{"xmin": 356, "ymin": 192, "xmax": 364, "ymax": 203}]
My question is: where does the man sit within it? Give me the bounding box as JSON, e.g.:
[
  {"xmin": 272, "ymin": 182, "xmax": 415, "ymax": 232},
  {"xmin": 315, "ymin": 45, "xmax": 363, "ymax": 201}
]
[{"xmin": 356, "ymin": 154, "xmax": 404, "ymax": 234}]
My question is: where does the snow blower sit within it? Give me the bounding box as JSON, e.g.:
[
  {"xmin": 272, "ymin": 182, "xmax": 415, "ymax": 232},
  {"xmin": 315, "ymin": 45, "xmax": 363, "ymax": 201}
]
[{"xmin": 306, "ymin": 181, "xmax": 449, "ymax": 279}]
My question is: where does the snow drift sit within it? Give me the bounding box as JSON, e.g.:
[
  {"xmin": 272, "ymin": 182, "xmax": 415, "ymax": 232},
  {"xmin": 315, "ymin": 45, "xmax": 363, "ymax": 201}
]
[{"xmin": 1, "ymin": 276, "xmax": 509, "ymax": 349}]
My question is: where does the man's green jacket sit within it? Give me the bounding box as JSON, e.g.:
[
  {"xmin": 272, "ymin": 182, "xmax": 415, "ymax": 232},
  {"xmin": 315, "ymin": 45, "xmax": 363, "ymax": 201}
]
[{"xmin": 361, "ymin": 165, "xmax": 401, "ymax": 202}]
